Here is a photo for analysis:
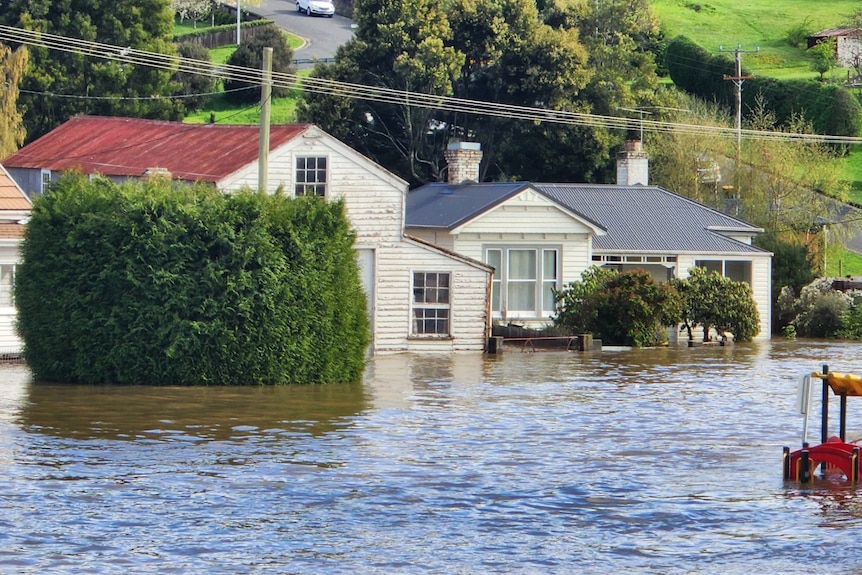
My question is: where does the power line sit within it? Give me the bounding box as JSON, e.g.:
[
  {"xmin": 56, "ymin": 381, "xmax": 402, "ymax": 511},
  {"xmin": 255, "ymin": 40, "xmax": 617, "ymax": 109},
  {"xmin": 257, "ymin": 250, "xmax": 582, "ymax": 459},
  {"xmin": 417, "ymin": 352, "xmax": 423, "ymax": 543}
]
[{"xmin": 1, "ymin": 24, "xmax": 861, "ymax": 144}]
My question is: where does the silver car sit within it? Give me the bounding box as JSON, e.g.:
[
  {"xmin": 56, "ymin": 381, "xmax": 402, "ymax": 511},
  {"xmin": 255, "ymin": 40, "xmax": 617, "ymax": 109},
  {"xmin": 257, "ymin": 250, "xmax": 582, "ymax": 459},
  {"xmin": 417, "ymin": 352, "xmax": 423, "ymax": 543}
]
[{"xmin": 296, "ymin": 0, "xmax": 335, "ymax": 17}]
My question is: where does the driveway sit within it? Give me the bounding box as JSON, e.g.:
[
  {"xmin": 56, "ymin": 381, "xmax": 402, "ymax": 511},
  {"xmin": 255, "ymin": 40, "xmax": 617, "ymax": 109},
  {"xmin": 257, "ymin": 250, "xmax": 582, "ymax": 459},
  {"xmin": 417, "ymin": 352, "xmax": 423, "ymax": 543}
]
[{"xmin": 252, "ymin": 0, "xmax": 355, "ymax": 66}]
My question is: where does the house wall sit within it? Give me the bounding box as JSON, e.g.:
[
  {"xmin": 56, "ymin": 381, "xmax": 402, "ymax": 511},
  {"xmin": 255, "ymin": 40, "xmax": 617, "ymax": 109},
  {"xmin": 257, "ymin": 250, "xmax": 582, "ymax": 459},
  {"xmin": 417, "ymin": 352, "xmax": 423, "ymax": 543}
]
[
  {"xmin": 0, "ymin": 243, "xmax": 22, "ymax": 354},
  {"xmin": 837, "ymin": 36, "xmax": 862, "ymax": 67},
  {"xmin": 5, "ymin": 168, "xmax": 41, "ymax": 198},
  {"xmin": 221, "ymin": 131, "xmax": 491, "ymax": 353},
  {"xmin": 677, "ymin": 254, "xmax": 772, "ymax": 342},
  {"xmin": 374, "ymin": 240, "xmax": 490, "ymax": 353}
]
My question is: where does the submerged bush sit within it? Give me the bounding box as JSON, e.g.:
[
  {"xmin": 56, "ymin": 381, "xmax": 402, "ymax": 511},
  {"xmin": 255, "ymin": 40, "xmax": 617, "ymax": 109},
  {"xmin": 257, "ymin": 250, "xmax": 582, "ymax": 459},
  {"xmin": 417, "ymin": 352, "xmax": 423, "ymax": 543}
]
[{"xmin": 16, "ymin": 175, "xmax": 369, "ymax": 385}]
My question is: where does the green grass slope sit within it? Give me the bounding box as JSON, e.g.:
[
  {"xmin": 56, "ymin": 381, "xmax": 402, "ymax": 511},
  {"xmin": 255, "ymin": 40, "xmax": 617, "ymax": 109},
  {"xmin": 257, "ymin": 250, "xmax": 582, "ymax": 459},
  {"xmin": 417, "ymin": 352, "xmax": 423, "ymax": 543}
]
[{"xmin": 650, "ymin": 0, "xmax": 860, "ymax": 80}]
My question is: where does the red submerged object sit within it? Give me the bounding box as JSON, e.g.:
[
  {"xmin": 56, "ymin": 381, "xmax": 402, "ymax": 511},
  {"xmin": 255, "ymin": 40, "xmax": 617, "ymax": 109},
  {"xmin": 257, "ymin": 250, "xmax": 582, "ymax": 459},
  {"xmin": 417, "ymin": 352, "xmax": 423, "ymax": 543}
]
[{"xmin": 784, "ymin": 365, "xmax": 862, "ymax": 483}]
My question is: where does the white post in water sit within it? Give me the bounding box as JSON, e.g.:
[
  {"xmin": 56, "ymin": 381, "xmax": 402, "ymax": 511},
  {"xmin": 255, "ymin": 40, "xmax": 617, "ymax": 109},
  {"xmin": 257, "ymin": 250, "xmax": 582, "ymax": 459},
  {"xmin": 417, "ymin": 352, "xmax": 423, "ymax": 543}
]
[{"xmin": 797, "ymin": 373, "xmax": 813, "ymax": 445}]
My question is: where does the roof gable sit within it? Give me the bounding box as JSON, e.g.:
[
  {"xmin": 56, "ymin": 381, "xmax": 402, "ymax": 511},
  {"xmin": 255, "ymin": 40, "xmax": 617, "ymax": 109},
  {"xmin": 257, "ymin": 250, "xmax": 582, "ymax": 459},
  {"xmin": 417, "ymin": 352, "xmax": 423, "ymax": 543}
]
[
  {"xmin": 0, "ymin": 164, "xmax": 30, "ymax": 211},
  {"xmin": 405, "ymin": 181, "xmax": 605, "ymax": 233},
  {"xmin": 2, "ymin": 116, "xmax": 310, "ymax": 182}
]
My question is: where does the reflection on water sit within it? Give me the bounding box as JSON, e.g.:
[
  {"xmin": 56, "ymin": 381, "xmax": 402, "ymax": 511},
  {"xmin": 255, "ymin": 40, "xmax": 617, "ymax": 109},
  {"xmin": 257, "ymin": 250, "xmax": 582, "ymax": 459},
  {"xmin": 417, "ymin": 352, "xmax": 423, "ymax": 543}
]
[
  {"xmin": 1, "ymin": 341, "xmax": 862, "ymax": 573},
  {"xmin": 17, "ymin": 379, "xmax": 369, "ymax": 440}
]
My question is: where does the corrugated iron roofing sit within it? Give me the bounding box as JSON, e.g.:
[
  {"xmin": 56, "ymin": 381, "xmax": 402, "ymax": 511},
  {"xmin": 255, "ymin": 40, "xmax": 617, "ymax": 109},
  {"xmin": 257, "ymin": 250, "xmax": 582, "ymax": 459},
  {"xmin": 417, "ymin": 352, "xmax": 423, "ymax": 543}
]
[
  {"xmin": 1, "ymin": 116, "xmax": 311, "ymax": 183},
  {"xmin": 406, "ymin": 182, "xmax": 530, "ymax": 228},
  {"xmin": 406, "ymin": 181, "xmax": 768, "ymax": 255},
  {"xmin": 537, "ymin": 183, "xmax": 767, "ymax": 254}
]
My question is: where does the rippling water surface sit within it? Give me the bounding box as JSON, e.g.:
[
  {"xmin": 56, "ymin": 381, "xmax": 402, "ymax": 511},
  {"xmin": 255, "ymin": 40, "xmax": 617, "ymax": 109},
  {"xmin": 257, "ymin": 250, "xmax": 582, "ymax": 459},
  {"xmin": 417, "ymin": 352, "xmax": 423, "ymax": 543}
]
[{"xmin": 2, "ymin": 340, "xmax": 862, "ymax": 574}]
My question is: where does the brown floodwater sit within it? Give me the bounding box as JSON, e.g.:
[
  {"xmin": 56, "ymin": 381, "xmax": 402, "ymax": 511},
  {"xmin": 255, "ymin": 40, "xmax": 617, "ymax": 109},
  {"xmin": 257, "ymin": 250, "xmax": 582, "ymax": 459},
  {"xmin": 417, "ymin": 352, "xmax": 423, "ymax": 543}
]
[{"xmin": 1, "ymin": 340, "xmax": 861, "ymax": 573}]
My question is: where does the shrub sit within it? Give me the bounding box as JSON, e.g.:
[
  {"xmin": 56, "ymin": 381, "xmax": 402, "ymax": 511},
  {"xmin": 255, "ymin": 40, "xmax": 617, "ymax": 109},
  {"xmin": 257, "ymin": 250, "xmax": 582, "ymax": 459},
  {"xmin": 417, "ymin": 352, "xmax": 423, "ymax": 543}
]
[
  {"xmin": 173, "ymin": 41, "xmax": 217, "ymax": 112},
  {"xmin": 795, "ymin": 291, "xmax": 849, "ymax": 337},
  {"xmin": 223, "ymin": 24, "xmax": 295, "ymax": 105},
  {"xmin": 554, "ymin": 267, "xmax": 681, "ymax": 347},
  {"xmin": 16, "ymin": 175, "xmax": 369, "ymax": 385},
  {"xmin": 839, "ymin": 301, "xmax": 862, "ymax": 339},
  {"xmin": 785, "ymin": 18, "xmax": 813, "ymax": 48}
]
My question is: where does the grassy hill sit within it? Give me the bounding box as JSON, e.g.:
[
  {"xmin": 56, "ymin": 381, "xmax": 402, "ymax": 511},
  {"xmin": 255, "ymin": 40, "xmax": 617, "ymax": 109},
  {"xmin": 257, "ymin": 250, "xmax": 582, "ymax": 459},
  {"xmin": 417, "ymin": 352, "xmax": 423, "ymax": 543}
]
[{"xmin": 650, "ymin": 0, "xmax": 860, "ymax": 80}]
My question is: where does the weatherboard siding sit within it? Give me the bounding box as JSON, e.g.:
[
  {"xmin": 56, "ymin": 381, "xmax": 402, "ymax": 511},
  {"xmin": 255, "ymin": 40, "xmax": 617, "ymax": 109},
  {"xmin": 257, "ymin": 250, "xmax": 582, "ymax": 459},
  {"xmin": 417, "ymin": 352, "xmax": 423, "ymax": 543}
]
[{"xmin": 373, "ymin": 242, "xmax": 488, "ymax": 353}]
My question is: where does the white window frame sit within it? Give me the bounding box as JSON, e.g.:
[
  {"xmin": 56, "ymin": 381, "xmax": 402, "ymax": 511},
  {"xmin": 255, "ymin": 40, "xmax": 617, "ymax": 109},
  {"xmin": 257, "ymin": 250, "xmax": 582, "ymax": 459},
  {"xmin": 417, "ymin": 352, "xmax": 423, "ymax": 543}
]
[
  {"xmin": 694, "ymin": 259, "xmax": 753, "ymax": 285},
  {"xmin": 40, "ymin": 169, "xmax": 52, "ymax": 194},
  {"xmin": 486, "ymin": 246, "xmax": 560, "ymax": 320},
  {"xmin": 294, "ymin": 156, "xmax": 328, "ymax": 197},
  {"xmin": 410, "ymin": 271, "xmax": 451, "ymax": 337},
  {"xmin": 0, "ymin": 264, "xmax": 15, "ymax": 308}
]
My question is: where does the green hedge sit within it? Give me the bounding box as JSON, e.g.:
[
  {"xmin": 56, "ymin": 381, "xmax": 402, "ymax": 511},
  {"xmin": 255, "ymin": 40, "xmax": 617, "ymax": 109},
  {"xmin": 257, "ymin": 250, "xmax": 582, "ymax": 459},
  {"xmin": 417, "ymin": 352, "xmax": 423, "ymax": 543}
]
[
  {"xmin": 16, "ymin": 175, "xmax": 370, "ymax": 385},
  {"xmin": 665, "ymin": 35, "xmax": 862, "ymax": 137}
]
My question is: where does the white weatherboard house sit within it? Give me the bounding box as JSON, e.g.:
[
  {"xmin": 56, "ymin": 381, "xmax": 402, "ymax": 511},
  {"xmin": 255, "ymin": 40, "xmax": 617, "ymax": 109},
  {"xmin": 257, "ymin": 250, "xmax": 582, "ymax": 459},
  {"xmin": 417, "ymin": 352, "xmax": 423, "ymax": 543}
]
[
  {"xmin": 2, "ymin": 116, "xmax": 493, "ymax": 354},
  {"xmin": 405, "ymin": 141, "xmax": 773, "ymax": 342},
  {"xmin": 0, "ymin": 164, "xmax": 31, "ymax": 355}
]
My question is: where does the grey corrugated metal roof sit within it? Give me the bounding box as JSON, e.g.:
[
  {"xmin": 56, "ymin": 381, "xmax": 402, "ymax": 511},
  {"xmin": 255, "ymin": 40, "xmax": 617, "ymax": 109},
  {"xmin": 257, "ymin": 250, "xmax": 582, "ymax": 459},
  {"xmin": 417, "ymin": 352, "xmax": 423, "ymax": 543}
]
[
  {"xmin": 536, "ymin": 183, "xmax": 768, "ymax": 254},
  {"xmin": 406, "ymin": 181, "xmax": 529, "ymax": 228},
  {"xmin": 406, "ymin": 180, "xmax": 768, "ymax": 255}
]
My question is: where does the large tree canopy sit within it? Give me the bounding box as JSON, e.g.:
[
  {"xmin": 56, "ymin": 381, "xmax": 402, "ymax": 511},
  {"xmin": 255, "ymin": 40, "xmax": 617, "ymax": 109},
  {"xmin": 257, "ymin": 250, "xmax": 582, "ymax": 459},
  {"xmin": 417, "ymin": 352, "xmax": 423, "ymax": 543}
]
[
  {"xmin": 0, "ymin": 0, "xmax": 183, "ymax": 142},
  {"xmin": 298, "ymin": 0, "xmax": 664, "ymax": 185}
]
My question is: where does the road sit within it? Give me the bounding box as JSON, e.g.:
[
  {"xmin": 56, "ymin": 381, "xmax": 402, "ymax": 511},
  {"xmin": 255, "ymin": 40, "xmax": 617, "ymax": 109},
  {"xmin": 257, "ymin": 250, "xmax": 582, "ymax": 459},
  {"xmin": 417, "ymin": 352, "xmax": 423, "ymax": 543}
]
[{"xmin": 252, "ymin": 0, "xmax": 355, "ymax": 66}]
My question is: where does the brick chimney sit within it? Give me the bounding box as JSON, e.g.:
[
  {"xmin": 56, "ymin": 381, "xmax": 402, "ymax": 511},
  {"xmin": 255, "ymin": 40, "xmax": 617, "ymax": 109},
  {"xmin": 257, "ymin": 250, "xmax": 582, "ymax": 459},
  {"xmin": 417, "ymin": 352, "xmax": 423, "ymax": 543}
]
[
  {"xmin": 616, "ymin": 140, "xmax": 649, "ymax": 186},
  {"xmin": 444, "ymin": 142, "xmax": 483, "ymax": 184}
]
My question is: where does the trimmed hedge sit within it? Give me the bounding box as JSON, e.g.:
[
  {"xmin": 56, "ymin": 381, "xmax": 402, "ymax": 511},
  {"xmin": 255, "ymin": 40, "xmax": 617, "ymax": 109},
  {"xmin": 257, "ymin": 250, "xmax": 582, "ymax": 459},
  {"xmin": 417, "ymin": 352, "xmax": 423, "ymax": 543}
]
[
  {"xmin": 16, "ymin": 175, "xmax": 370, "ymax": 385},
  {"xmin": 666, "ymin": 35, "xmax": 862, "ymax": 137}
]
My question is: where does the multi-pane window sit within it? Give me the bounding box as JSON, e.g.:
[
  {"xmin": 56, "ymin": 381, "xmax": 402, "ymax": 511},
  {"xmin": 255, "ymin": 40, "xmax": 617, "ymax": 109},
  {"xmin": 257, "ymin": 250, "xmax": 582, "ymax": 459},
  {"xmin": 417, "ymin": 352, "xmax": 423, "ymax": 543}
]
[
  {"xmin": 0, "ymin": 265, "xmax": 15, "ymax": 307},
  {"xmin": 412, "ymin": 272, "xmax": 450, "ymax": 336},
  {"xmin": 486, "ymin": 247, "xmax": 559, "ymax": 319},
  {"xmin": 295, "ymin": 157, "xmax": 327, "ymax": 196},
  {"xmin": 694, "ymin": 259, "xmax": 752, "ymax": 285}
]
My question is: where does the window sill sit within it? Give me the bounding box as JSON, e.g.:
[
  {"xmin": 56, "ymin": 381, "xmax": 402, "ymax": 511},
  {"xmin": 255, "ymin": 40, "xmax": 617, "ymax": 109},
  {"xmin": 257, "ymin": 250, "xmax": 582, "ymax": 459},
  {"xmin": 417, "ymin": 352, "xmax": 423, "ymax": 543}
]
[{"xmin": 408, "ymin": 335, "xmax": 454, "ymax": 340}]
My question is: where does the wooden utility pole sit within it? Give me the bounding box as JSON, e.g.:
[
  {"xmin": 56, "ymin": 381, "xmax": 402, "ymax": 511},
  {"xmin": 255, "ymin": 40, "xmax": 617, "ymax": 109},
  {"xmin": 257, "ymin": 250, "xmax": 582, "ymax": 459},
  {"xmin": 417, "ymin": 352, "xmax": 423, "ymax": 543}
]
[
  {"xmin": 258, "ymin": 47, "xmax": 272, "ymax": 194},
  {"xmin": 720, "ymin": 44, "xmax": 758, "ymax": 211}
]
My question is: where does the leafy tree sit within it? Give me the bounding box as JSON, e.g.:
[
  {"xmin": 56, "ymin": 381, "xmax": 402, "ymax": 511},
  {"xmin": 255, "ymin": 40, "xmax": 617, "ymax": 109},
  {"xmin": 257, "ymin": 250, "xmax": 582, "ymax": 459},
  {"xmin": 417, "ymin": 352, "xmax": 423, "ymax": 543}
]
[
  {"xmin": 223, "ymin": 25, "xmax": 295, "ymax": 105},
  {"xmin": 646, "ymin": 94, "xmax": 735, "ymax": 209},
  {"xmin": 172, "ymin": 41, "xmax": 216, "ymax": 112},
  {"xmin": 740, "ymin": 98, "xmax": 848, "ymax": 234},
  {"xmin": 673, "ymin": 266, "xmax": 759, "ymax": 342},
  {"xmin": 172, "ymin": 0, "xmax": 215, "ymax": 27},
  {"xmin": 810, "ymin": 38, "xmax": 837, "ymax": 81},
  {"xmin": 300, "ymin": 0, "xmax": 664, "ymax": 185},
  {"xmin": 753, "ymin": 233, "xmax": 817, "ymax": 333},
  {"xmin": 0, "ymin": 42, "xmax": 28, "ymax": 158},
  {"xmin": 299, "ymin": 0, "xmax": 462, "ymax": 184},
  {"xmin": 0, "ymin": 0, "xmax": 184, "ymax": 142}
]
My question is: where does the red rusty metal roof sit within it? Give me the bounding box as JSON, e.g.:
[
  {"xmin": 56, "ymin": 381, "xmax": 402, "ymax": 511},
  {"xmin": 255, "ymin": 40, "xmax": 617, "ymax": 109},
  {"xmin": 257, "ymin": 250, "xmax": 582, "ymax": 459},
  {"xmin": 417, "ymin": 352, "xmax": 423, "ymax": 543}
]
[{"xmin": 2, "ymin": 116, "xmax": 312, "ymax": 183}]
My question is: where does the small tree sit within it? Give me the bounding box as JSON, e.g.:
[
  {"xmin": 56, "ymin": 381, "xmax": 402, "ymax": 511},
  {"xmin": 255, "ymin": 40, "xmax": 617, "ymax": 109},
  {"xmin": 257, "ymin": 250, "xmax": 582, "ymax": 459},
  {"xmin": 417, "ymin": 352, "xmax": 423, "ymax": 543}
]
[
  {"xmin": 552, "ymin": 266, "xmax": 618, "ymax": 334},
  {"xmin": 674, "ymin": 266, "xmax": 760, "ymax": 342},
  {"xmin": 223, "ymin": 26, "xmax": 295, "ymax": 105},
  {"xmin": 810, "ymin": 38, "xmax": 838, "ymax": 81},
  {"xmin": 173, "ymin": 41, "xmax": 217, "ymax": 112},
  {"xmin": 0, "ymin": 43, "xmax": 28, "ymax": 158}
]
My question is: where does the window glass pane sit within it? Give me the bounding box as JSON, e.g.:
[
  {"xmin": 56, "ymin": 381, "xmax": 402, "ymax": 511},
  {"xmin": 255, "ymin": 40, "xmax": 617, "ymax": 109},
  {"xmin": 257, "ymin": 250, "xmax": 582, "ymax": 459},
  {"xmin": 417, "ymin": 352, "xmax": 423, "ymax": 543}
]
[
  {"xmin": 725, "ymin": 260, "xmax": 751, "ymax": 284},
  {"xmin": 695, "ymin": 260, "xmax": 722, "ymax": 275},
  {"xmin": 295, "ymin": 156, "xmax": 327, "ymax": 196},
  {"xmin": 508, "ymin": 282, "xmax": 535, "ymax": 311},
  {"xmin": 542, "ymin": 283, "xmax": 556, "ymax": 314},
  {"xmin": 486, "ymin": 249, "xmax": 501, "ymax": 271},
  {"xmin": 0, "ymin": 265, "xmax": 13, "ymax": 306},
  {"xmin": 543, "ymin": 250, "xmax": 558, "ymax": 280},
  {"xmin": 509, "ymin": 250, "xmax": 536, "ymax": 280}
]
